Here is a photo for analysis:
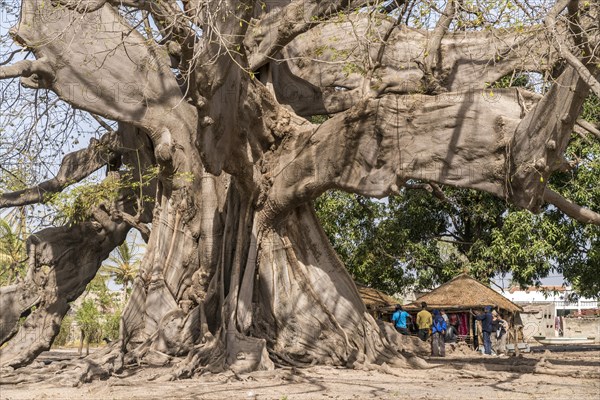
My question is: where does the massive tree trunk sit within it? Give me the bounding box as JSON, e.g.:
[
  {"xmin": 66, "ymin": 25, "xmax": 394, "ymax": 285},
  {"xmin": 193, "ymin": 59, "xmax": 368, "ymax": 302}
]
[{"xmin": 0, "ymin": 0, "xmax": 598, "ymax": 380}]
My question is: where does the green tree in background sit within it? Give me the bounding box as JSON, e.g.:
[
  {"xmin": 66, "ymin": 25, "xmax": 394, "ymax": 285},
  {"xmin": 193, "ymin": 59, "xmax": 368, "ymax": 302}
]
[
  {"xmin": 71, "ymin": 273, "xmax": 121, "ymax": 353},
  {"xmin": 75, "ymin": 299, "xmax": 102, "ymax": 356}
]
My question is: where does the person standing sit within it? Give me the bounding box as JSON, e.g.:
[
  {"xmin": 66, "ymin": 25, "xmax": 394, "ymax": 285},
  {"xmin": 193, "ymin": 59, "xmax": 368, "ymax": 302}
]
[
  {"xmin": 445, "ymin": 315, "xmax": 458, "ymax": 343},
  {"xmin": 491, "ymin": 311, "xmax": 500, "ymax": 354},
  {"xmin": 431, "ymin": 309, "xmax": 447, "ymax": 357},
  {"xmin": 441, "ymin": 310, "xmax": 449, "ymax": 324},
  {"xmin": 416, "ymin": 302, "xmax": 433, "ymax": 341},
  {"xmin": 473, "ymin": 306, "xmax": 494, "ymax": 355},
  {"xmin": 391, "ymin": 305, "xmax": 411, "ymax": 335},
  {"xmin": 494, "ymin": 312, "xmax": 509, "ymax": 356}
]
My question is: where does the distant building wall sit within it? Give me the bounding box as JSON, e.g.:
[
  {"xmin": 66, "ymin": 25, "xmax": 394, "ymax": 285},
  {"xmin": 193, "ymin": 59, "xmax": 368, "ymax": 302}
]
[
  {"xmin": 562, "ymin": 318, "xmax": 600, "ymax": 343},
  {"xmin": 502, "ymin": 286, "xmax": 598, "ymax": 313},
  {"xmin": 519, "ymin": 303, "xmax": 556, "ymax": 341}
]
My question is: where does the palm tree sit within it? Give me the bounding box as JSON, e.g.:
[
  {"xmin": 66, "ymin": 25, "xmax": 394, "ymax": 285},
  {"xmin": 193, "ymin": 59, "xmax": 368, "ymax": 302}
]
[{"xmin": 100, "ymin": 238, "xmax": 142, "ymax": 302}]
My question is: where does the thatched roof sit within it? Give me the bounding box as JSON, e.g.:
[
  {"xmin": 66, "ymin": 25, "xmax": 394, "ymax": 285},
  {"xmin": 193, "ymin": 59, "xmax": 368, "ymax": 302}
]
[
  {"xmin": 404, "ymin": 273, "xmax": 522, "ymax": 314},
  {"xmin": 357, "ymin": 285, "xmax": 399, "ymax": 311}
]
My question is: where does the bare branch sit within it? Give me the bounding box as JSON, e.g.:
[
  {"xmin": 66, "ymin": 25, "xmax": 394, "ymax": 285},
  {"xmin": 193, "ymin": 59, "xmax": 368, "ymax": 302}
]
[
  {"xmin": 544, "ymin": 188, "xmax": 600, "ymax": 225},
  {"xmin": 0, "ymin": 50, "xmax": 24, "ymax": 66},
  {"xmin": 403, "ymin": 182, "xmax": 447, "ymax": 202},
  {"xmin": 545, "ymin": 0, "xmax": 600, "ymax": 96},
  {"xmin": 545, "ymin": 0, "xmax": 571, "ymax": 28},
  {"xmin": 562, "ymin": 50, "xmax": 600, "ymax": 97},
  {"xmin": 576, "ymin": 119, "xmax": 600, "ymax": 140},
  {"xmin": 90, "ymin": 114, "xmax": 116, "ymax": 133},
  {"xmin": 567, "ymin": 0, "xmax": 594, "ymax": 60},
  {"xmin": 0, "ymin": 132, "xmax": 120, "ymax": 208},
  {"xmin": 419, "ymin": 0, "xmax": 458, "ymax": 93},
  {"xmin": 573, "ymin": 124, "xmax": 595, "ymax": 145},
  {"xmin": 55, "ymin": 0, "xmax": 107, "ymax": 12}
]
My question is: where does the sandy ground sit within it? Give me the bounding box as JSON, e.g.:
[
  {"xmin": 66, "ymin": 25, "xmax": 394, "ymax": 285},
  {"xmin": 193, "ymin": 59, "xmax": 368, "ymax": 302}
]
[{"xmin": 1, "ymin": 346, "xmax": 599, "ymax": 400}]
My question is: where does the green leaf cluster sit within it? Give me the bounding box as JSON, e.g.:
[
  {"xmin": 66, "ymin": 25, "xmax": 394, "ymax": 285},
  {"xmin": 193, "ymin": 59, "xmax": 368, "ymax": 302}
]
[
  {"xmin": 56, "ymin": 273, "xmax": 123, "ymax": 346},
  {"xmin": 45, "ymin": 175, "xmax": 123, "ymax": 223},
  {"xmin": 0, "ymin": 217, "xmax": 27, "ymax": 285},
  {"xmin": 45, "ymin": 165, "xmax": 159, "ymax": 224}
]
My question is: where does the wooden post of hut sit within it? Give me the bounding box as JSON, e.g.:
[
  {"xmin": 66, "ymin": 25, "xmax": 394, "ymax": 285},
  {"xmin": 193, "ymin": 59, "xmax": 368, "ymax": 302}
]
[{"xmin": 468, "ymin": 309, "xmax": 473, "ymax": 349}]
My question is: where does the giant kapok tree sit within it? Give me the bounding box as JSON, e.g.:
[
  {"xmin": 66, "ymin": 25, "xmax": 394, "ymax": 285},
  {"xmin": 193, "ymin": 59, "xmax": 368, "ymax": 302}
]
[{"xmin": 0, "ymin": 0, "xmax": 599, "ymax": 380}]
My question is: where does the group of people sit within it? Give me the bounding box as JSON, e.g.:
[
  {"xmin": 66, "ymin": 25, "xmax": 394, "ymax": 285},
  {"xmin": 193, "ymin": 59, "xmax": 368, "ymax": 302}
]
[
  {"xmin": 474, "ymin": 305, "xmax": 509, "ymax": 356},
  {"xmin": 391, "ymin": 302, "xmax": 509, "ymax": 357}
]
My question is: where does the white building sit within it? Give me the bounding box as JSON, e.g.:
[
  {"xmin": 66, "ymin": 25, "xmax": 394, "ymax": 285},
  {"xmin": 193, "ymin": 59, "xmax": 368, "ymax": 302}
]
[
  {"xmin": 495, "ymin": 285, "xmax": 599, "ymax": 342},
  {"xmin": 499, "ymin": 285, "xmax": 598, "ymax": 315}
]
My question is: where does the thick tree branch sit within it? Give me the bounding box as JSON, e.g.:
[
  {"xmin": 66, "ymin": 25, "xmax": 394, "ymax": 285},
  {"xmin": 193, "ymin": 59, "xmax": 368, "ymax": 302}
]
[
  {"xmin": 544, "ymin": 188, "xmax": 600, "ymax": 225},
  {"xmin": 0, "ymin": 120, "xmax": 156, "ymax": 368},
  {"xmin": 192, "ymin": 0, "xmax": 255, "ymax": 97},
  {"xmin": 561, "ymin": 50, "xmax": 600, "ymax": 97},
  {"xmin": 576, "ymin": 119, "xmax": 600, "ymax": 140},
  {"xmin": 419, "ymin": 0, "xmax": 457, "ymax": 93},
  {"xmin": 15, "ymin": 0, "xmax": 197, "ymax": 172},
  {"xmin": 262, "ymin": 88, "xmax": 542, "ymax": 222},
  {"xmin": 273, "ymin": 15, "xmax": 555, "ymax": 116},
  {"xmin": 0, "ymin": 131, "xmax": 120, "ymax": 208},
  {"xmin": 0, "ymin": 59, "xmax": 53, "ymax": 81},
  {"xmin": 0, "ymin": 207, "xmax": 132, "ymax": 368},
  {"xmin": 509, "ymin": 66, "xmax": 590, "ymax": 210},
  {"xmin": 245, "ymin": 0, "xmax": 370, "ymax": 71}
]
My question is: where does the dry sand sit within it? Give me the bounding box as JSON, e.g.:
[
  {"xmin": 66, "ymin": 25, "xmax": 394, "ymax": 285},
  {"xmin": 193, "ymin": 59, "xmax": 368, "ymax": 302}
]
[{"xmin": 1, "ymin": 346, "xmax": 598, "ymax": 400}]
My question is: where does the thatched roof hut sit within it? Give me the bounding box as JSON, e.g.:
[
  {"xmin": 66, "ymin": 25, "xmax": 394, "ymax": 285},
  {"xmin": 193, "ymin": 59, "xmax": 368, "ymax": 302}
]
[
  {"xmin": 404, "ymin": 273, "xmax": 522, "ymax": 314},
  {"xmin": 357, "ymin": 285, "xmax": 399, "ymax": 314}
]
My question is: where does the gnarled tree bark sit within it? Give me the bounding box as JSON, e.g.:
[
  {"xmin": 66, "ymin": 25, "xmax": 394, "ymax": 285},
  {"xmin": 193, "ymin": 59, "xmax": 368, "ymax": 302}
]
[{"xmin": 0, "ymin": 0, "xmax": 598, "ymax": 382}]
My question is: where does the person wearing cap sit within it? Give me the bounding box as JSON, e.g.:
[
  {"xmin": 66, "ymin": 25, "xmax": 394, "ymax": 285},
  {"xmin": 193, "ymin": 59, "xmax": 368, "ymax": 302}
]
[
  {"xmin": 391, "ymin": 305, "xmax": 411, "ymax": 335},
  {"xmin": 473, "ymin": 306, "xmax": 494, "ymax": 355}
]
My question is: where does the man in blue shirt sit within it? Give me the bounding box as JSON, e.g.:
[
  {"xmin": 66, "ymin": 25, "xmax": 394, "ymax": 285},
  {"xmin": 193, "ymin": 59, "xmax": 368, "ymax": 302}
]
[
  {"xmin": 431, "ymin": 309, "xmax": 447, "ymax": 357},
  {"xmin": 391, "ymin": 305, "xmax": 411, "ymax": 335},
  {"xmin": 473, "ymin": 306, "xmax": 494, "ymax": 355}
]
